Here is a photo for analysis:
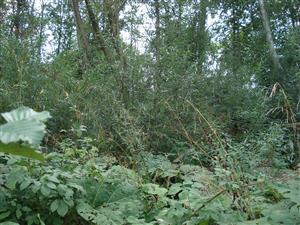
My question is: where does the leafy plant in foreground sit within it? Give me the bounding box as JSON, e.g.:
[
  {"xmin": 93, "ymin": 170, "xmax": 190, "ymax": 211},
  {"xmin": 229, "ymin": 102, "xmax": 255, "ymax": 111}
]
[
  {"xmin": 0, "ymin": 146, "xmax": 299, "ymax": 225},
  {"xmin": 0, "ymin": 107, "xmax": 51, "ymax": 161}
]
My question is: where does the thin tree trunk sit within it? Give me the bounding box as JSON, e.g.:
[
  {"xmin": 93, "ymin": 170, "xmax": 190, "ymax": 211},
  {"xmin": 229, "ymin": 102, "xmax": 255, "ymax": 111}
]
[
  {"xmin": 103, "ymin": 0, "xmax": 129, "ymax": 107},
  {"xmin": 84, "ymin": 0, "xmax": 112, "ymax": 63},
  {"xmin": 197, "ymin": 0, "xmax": 208, "ymax": 74},
  {"xmin": 154, "ymin": 0, "xmax": 161, "ymax": 89},
  {"xmin": 104, "ymin": 0, "xmax": 128, "ymax": 68},
  {"xmin": 151, "ymin": 0, "xmax": 161, "ymax": 125},
  {"xmin": 56, "ymin": 0, "xmax": 62, "ymax": 55},
  {"xmin": 10, "ymin": 1, "xmax": 16, "ymax": 35},
  {"xmin": 14, "ymin": 0, "xmax": 25, "ymax": 39},
  {"xmin": 29, "ymin": 0, "xmax": 36, "ymax": 48},
  {"xmin": 259, "ymin": 0, "xmax": 282, "ymax": 74},
  {"xmin": 37, "ymin": 0, "xmax": 44, "ymax": 58},
  {"xmin": 231, "ymin": 5, "xmax": 242, "ymax": 74},
  {"xmin": 70, "ymin": 0, "xmax": 90, "ymax": 64}
]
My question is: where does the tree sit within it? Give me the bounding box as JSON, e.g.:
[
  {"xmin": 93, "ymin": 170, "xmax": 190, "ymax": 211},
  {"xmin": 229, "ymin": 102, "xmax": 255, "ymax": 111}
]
[
  {"xmin": 85, "ymin": 0, "xmax": 112, "ymax": 63},
  {"xmin": 104, "ymin": 0, "xmax": 128, "ymax": 68},
  {"xmin": 195, "ymin": 0, "xmax": 209, "ymax": 73},
  {"xmin": 70, "ymin": 0, "xmax": 90, "ymax": 64},
  {"xmin": 259, "ymin": 0, "xmax": 282, "ymax": 77}
]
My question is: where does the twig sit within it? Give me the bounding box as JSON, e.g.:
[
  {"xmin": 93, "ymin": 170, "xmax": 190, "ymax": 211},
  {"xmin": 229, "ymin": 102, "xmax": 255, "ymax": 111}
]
[{"xmin": 198, "ymin": 189, "xmax": 226, "ymax": 210}]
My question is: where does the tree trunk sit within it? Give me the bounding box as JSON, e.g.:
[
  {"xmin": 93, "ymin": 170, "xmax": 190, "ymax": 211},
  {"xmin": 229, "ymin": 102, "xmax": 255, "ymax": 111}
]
[
  {"xmin": 154, "ymin": 0, "xmax": 161, "ymax": 89},
  {"xmin": 84, "ymin": 0, "xmax": 112, "ymax": 63},
  {"xmin": 14, "ymin": 0, "xmax": 26, "ymax": 39},
  {"xmin": 104, "ymin": 0, "xmax": 128, "ymax": 68},
  {"xmin": 197, "ymin": 0, "xmax": 208, "ymax": 74},
  {"xmin": 103, "ymin": 0, "xmax": 129, "ymax": 107},
  {"xmin": 231, "ymin": 4, "xmax": 242, "ymax": 74},
  {"xmin": 56, "ymin": 0, "xmax": 62, "ymax": 55},
  {"xmin": 70, "ymin": 0, "xmax": 90, "ymax": 64},
  {"xmin": 37, "ymin": 0, "xmax": 45, "ymax": 58},
  {"xmin": 259, "ymin": 0, "xmax": 282, "ymax": 75}
]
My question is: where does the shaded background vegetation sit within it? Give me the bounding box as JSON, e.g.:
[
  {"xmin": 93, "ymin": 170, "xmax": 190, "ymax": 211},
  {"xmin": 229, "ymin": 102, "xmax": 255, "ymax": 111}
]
[{"xmin": 0, "ymin": 0, "xmax": 299, "ymax": 167}]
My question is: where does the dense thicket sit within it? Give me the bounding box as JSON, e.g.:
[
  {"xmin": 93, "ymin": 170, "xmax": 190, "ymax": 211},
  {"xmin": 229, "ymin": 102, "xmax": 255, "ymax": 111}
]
[
  {"xmin": 0, "ymin": 0, "xmax": 299, "ymax": 224},
  {"xmin": 1, "ymin": 0, "xmax": 299, "ymax": 165}
]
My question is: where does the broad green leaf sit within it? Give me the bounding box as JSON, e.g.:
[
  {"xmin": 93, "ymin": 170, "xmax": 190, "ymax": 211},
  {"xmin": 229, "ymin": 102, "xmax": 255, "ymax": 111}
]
[
  {"xmin": 126, "ymin": 216, "xmax": 155, "ymax": 225},
  {"xmin": 40, "ymin": 185, "xmax": 51, "ymax": 197},
  {"xmin": 5, "ymin": 169, "xmax": 25, "ymax": 190},
  {"xmin": 0, "ymin": 107, "xmax": 50, "ymax": 160},
  {"xmin": 236, "ymin": 217, "xmax": 271, "ymax": 225},
  {"xmin": 20, "ymin": 179, "xmax": 32, "ymax": 190},
  {"xmin": 142, "ymin": 183, "xmax": 167, "ymax": 197},
  {"xmin": 67, "ymin": 183, "xmax": 84, "ymax": 193},
  {"xmin": 283, "ymin": 179, "xmax": 300, "ymax": 205},
  {"xmin": 46, "ymin": 182, "xmax": 57, "ymax": 189},
  {"xmin": 0, "ymin": 222, "xmax": 19, "ymax": 225},
  {"xmin": 107, "ymin": 182, "xmax": 137, "ymax": 203},
  {"xmin": 262, "ymin": 201, "xmax": 300, "ymax": 225},
  {"xmin": 0, "ymin": 106, "xmax": 51, "ymax": 147},
  {"xmin": 16, "ymin": 208, "xmax": 22, "ymax": 219},
  {"xmin": 57, "ymin": 184, "xmax": 73, "ymax": 197},
  {"xmin": 1, "ymin": 106, "xmax": 51, "ymax": 123},
  {"xmin": 64, "ymin": 198, "xmax": 74, "ymax": 207},
  {"xmin": 57, "ymin": 200, "xmax": 69, "ymax": 217},
  {"xmin": 0, "ymin": 211, "xmax": 10, "ymax": 220},
  {"xmin": 50, "ymin": 200, "xmax": 59, "ymax": 212},
  {"xmin": 197, "ymin": 220, "xmax": 211, "ymax": 225},
  {"xmin": 0, "ymin": 143, "xmax": 44, "ymax": 161},
  {"xmin": 31, "ymin": 181, "xmax": 41, "ymax": 193},
  {"xmin": 0, "ymin": 120, "xmax": 46, "ymax": 147},
  {"xmin": 168, "ymin": 183, "xmax": 182, "ymax": 195},
  {"xmin": 46, "ymin": 175, "xmax": 60, "ymax": 184},
  {"xmin": 76, "ymin": 202, "xmax": 97, "ymax": 222}
]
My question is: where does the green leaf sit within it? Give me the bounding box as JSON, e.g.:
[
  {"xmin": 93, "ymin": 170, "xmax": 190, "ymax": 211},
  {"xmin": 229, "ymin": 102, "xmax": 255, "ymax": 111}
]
[
  {"xmin": 46, "ymin": 175, "xmax": 60, "ymax": 184},
  {"xmin": 40, "ymin": 185, "xmax": 51, "ymax": 197},
  {"xmin": 168, "ymin": 183, "xmax": 183, "ymax": 195},
  {"xmin": 236, "ymin": 217, "xmax": 271, "ymax": 225},
  {"xmin": 67, "ymin": 183, "xmax": 84, "ymax": 193},
  {"xmin": 76, "ymin": 202, "xmax": 97, "ymax": 222},
  {"xmin": 6, "ymin": 169, "xmax": 24, "ymax": 190},
  {"xmin": 283, "ymin": 179, "xmax": 300, "ymax": 204},
  {"xmin": 126, "ymin": 216, "xmax": 155, "ymax": 225},
  {"xmin": 0, "ymin": 107, "xmax": 50, "ymax": 161},
  {"xmin": 57, "ymin": 184, "xmax": 69, "ymax": 197},
  {"xmin": 0, "ymin": 119, "xmax": 47, "ymax": 148},
  {"xmin": 31, "ymin": 181, "xmax": 41, "ymax": 193},
  {"xmin": 20, "ymin": 179, "xmax": 32, "ymax": 190},
  {"xmin": 262, "ymin": 201, "xmax": 300, "ymax": 225},
  {"xmin": 16, "ymin": 208, "xmax": 22, "ymax": 219},
  {"xmin": 1, "ymin": 107, "xmax": 51, "ymax": 123},
  {"xmin": 64, "ymin": 198, "xmax": 74, "ymax": 207},
  {"xmin": 0, "ymin": 211, "xmax": 10, "ymax": 220},
  {"xmin": 0, "ymin": 143, "xmax": 44, "ymax": 161},
  {"xmin": 0, "ymin": 107, "xmax": 50, "ymax": 146},
  {"xmin": 50, "ymin": 200, "xmax": 59, "ymax": 212},
  {"xmin": 142, "ymin": 183, "xmax": 167, "ymax": 197},
  {"xmin": 0, "ymin": 222, "xmax": 19, "ymax": 225},
  {"xmin": 46, "ymin": 182, "xmax": 57, "ymax": 189},
  {"xmin": 197, "ymin": 220, "xmax": 211, "ymax": 225},
  {"xmin": 57, "ymin": 200, "xmax": 69, "ymax": 217}
]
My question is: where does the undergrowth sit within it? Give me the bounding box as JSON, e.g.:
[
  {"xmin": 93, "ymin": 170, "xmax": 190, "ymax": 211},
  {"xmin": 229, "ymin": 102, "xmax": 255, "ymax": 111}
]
[{"xmin": 0, "ymin": 139, "xmax": 299, "ymax": 225}]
